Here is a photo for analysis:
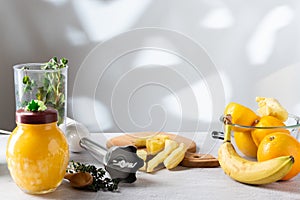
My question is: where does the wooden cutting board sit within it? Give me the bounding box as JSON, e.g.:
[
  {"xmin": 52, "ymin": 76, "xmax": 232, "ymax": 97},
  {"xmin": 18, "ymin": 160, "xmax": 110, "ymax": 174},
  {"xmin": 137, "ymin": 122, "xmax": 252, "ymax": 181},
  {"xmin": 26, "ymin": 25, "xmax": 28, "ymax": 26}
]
[
  {"xmin": 106, "ymin": 132, "xmax": 219, "ymax": 168},
  {"xmin": 106, "ymin": 132, "xmax": 196, "ymax": 153},
  {"xmin": 182, "ymin": 152, "xmax": 220, "ymax": 168}
]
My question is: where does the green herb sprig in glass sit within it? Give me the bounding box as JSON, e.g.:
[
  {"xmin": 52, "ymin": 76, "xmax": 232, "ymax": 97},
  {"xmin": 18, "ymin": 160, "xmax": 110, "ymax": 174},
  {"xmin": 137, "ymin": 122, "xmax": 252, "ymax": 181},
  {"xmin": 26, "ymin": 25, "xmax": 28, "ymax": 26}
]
[{"xmin": 21, "ymin": 57, "xmax": 68, "ymax": 125}]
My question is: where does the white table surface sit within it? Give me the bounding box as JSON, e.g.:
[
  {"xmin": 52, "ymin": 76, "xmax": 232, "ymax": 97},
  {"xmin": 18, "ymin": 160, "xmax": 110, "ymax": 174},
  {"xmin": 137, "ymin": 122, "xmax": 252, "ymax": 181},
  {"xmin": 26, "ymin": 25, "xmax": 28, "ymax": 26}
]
[{"xmin": 1, "ymin": 132, "xmax": 300, "ymax": 200}]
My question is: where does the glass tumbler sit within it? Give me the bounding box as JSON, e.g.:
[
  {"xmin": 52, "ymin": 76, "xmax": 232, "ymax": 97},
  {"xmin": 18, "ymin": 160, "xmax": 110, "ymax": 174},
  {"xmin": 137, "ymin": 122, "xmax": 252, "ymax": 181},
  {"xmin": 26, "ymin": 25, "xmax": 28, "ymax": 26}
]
[{"xmin": 13, "ymin": 63, "xmax": 68, "ymax": 128}]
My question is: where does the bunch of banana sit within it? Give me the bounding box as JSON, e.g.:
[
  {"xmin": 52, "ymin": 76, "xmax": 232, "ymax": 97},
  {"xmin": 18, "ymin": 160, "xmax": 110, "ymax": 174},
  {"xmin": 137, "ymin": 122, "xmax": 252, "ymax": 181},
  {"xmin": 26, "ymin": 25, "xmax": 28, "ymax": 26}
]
[{"xmin": 218, "ymin": 116, "xmax": 294, "ymax": 185}]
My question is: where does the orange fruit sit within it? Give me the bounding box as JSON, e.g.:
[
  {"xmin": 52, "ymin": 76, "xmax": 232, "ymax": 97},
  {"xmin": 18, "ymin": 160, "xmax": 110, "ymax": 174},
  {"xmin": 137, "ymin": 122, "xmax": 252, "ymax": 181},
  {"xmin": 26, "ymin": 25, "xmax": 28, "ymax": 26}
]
[
  {"xmin": 251, "ymin": 115, "xmax": 289, "ymax": 146},
  {"xmin": 257, "ymin": 132, "xmax": 300, "ymax": 180},
  {"xmin": 224, "ymin": 102, "xmax": 259, "ymax": 131},
  {"xmin": 234, "ymin": 131, "xmax": 257, "ymax": 158}
]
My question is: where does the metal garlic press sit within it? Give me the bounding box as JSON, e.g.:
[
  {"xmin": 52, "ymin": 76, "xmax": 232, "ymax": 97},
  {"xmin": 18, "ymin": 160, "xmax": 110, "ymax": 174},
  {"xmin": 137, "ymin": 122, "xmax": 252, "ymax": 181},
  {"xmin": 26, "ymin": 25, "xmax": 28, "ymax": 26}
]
[
  {"xmin": 79, "ymin": 138, "xmax": 144, "ymax": 183},
  {"xmin": 64, "ymin": 120, "xmax": 144, "ymax": 183}
]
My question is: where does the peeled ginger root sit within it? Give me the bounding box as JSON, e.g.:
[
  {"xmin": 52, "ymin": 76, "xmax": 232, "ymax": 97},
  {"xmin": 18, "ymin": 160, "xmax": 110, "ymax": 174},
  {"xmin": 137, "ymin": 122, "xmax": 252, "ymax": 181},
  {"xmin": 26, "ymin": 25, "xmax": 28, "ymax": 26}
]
[
  {"xmin": 147, "ymin": 139, "xmax": 178, "ymax": 172},
  {"xmin": 137, "ymin": 149, "xmax": 147, "ymax": 171},
  {"xmin": 164, "ymin": 143, "xmax": 187, "ymax": 170},
  {"xmin": 256, "ymin": 97, "xmax": 288, "ymax": 122}
]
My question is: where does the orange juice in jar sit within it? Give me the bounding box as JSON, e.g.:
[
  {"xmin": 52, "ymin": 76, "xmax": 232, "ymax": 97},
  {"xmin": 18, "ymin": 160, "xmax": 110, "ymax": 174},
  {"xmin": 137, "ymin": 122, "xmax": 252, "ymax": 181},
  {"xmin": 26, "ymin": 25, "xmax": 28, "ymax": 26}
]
[{"xmin": 6, "ymin": 100, "xmax": 69, "ymax": 194}]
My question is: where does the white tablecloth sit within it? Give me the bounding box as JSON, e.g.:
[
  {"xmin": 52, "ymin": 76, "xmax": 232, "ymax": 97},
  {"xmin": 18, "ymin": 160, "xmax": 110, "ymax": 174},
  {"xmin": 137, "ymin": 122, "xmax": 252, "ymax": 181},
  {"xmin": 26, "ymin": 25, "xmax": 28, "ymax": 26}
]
[{"xmin": 1, "ymin": 132, "xmax": 300, "ymax": 200}]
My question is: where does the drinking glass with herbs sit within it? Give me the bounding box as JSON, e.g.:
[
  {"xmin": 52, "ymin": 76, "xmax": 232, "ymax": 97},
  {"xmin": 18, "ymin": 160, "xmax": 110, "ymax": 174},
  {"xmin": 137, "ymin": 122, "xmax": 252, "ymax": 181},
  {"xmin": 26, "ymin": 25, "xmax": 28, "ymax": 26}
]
[{"xmin": 13, "ymin": 57, "xmax": 68, "ymax": 128}]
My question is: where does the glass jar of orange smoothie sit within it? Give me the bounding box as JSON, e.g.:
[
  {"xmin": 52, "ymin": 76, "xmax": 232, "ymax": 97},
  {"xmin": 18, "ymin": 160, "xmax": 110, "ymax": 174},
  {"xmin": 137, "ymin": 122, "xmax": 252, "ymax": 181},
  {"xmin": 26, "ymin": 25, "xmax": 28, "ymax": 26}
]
[{"xmin": 6, "ymin": 101, "xmax": 69, "ymax": 194}]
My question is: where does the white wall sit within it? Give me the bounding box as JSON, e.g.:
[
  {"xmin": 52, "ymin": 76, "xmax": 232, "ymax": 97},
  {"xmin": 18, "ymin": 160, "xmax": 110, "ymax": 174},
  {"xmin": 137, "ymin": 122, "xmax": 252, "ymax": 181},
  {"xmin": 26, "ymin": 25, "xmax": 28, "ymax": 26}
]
[{"xmin": 1, "ymin": 0, "xmax": 300, "ymax": 133}]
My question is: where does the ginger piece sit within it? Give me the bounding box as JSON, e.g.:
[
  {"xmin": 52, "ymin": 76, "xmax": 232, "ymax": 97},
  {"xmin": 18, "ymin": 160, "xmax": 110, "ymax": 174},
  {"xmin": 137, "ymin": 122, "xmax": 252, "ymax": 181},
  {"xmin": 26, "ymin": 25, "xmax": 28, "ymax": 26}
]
[
  {"xmin": 164, "ymin": 143, "xmax": 187, "ymax": 169},
  {"xmin": 136, "ymin": 149, "xmax": 147, "ymax": 171},
  {"xmin": 146, "ymin": 135, "xmax": 170, "ymax": 155},
  {"xmin": 256, "ymin": 97, "xmax": 288, "ymax": 122},
  {"xmin": 134, "ymin": 138, "xmax": 147, "ymax": 148},
  {"xmin": 147, "ymin": 139, "xmax": 178, "ymax": 172}
]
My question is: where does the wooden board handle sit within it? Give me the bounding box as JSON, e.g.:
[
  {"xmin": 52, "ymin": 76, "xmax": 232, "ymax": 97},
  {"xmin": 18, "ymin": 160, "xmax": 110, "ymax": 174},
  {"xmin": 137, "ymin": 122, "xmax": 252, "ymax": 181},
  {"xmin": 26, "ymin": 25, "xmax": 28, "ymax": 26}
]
[{"xmin": 181, "ymin": 152, "xmax": 220, "ymax": 168}]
